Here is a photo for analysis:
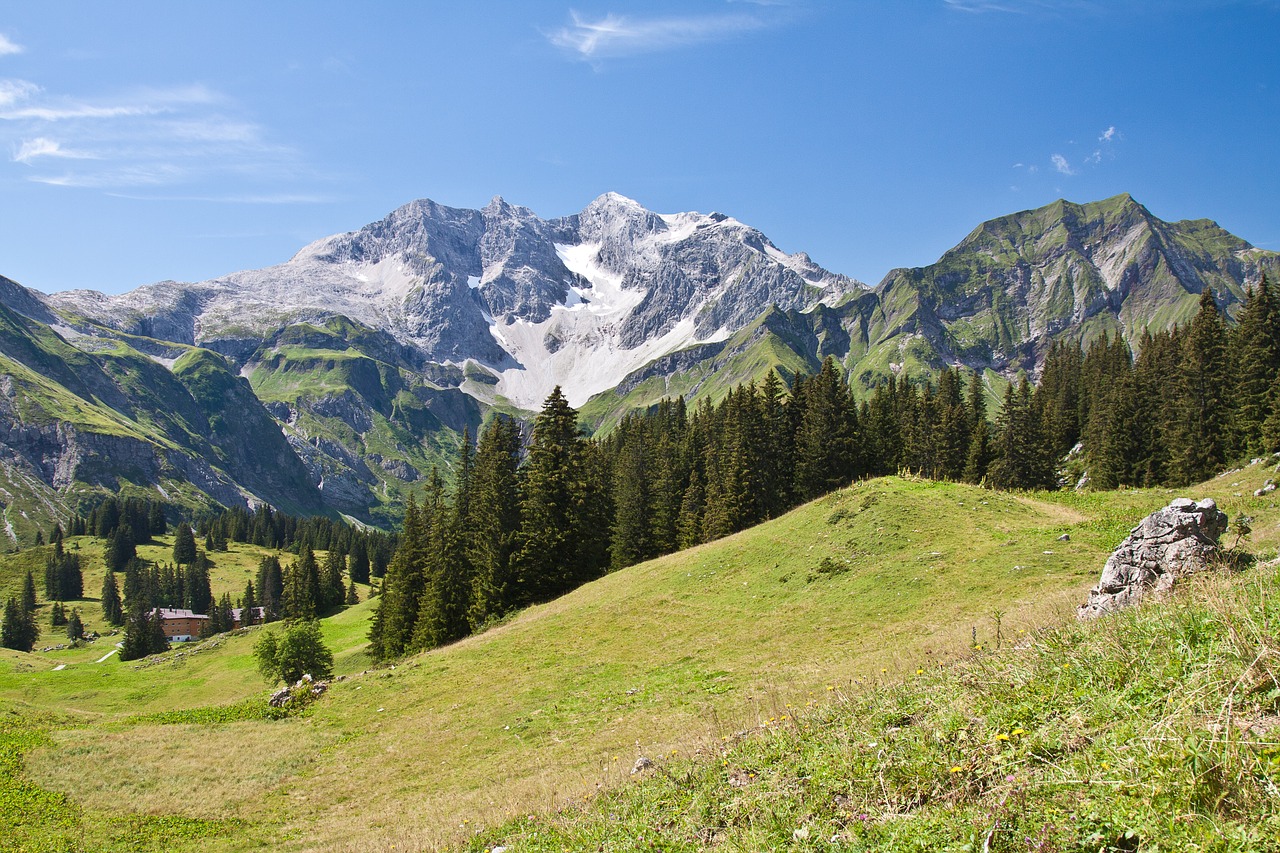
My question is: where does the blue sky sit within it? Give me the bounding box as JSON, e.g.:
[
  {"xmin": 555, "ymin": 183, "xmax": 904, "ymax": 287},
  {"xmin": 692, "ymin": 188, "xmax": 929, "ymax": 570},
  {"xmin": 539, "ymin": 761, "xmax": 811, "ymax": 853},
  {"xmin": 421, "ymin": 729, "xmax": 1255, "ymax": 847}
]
[{"xmin": 1, "ymin": 1, "xmax": 1276, "ymax": 295}]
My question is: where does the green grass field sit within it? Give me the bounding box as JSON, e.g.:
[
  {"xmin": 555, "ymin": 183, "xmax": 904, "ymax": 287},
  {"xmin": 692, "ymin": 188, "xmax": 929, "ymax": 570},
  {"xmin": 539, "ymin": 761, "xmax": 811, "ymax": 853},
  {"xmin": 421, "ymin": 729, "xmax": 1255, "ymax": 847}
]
[{"xmin": 2, "ymin": 460, "xmax": 1278, "ymax": 851}]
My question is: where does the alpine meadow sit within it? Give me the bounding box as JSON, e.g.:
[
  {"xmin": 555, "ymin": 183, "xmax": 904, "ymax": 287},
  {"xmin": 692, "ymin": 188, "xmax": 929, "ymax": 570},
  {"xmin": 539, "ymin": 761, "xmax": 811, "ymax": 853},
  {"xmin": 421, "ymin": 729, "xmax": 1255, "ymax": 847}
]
[{"xmin": 3, "ymin": 3, "xmax": 1280, "ymax": 852}]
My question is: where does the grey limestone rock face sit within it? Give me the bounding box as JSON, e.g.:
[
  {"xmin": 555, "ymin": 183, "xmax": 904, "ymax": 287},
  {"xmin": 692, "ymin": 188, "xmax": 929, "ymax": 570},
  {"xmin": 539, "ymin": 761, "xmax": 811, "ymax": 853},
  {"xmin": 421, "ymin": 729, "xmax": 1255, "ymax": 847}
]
[{"xmin": 1078, "ymin": 497, "xmax": 1229, "ymax": 619}]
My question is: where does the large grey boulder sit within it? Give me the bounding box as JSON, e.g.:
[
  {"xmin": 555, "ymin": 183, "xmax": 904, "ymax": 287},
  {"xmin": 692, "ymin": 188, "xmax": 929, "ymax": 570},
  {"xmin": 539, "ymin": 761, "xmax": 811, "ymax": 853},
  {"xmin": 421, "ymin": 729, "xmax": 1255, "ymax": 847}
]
[{"xmin": 1078, "ymin": 497, "xmax": 1228, "ymax": 619}]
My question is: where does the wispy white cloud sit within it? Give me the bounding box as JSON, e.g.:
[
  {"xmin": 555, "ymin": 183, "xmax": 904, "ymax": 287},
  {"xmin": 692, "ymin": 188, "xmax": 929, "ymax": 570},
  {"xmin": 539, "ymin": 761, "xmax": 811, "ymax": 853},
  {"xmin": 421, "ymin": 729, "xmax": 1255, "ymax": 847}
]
[
  {"xmin": 105, "ymin": 191, "xmax": 333, "ymax": 205},
  {"xmin": 548, "ymin": 10, "xmax": 769, "ymax": 60},
  {"xmin": 1051, "ymin": 153, "xmax": 1075, "ymax": 175},
  {"xmin": 944, "ymin": 0, "xmax": 1024, "ymax": 11},
  {"xmin": 0, "ymin": 79, "xmax": 38, "ymax": 108},
  {"xmin": 0, "ymin": 74, "xmax": 311, "ymax": 192},
  {"xmin": 1100, "ymin": 125, "xmax": 1118, "ymax": 143},
  {"xmin": 12, "ymin": 137, "xmax": 99, "ymax": 163},
  {"xmin": 0, "ymin": 34, "xmax": 23, "ymax": 57},
  {"xmin": 944, "ymin": 0, "xmax": 1099, "ymax": 13},
  {"xmin": 30, "ymin": 164, "xmax": 186, "ymax": 188}
]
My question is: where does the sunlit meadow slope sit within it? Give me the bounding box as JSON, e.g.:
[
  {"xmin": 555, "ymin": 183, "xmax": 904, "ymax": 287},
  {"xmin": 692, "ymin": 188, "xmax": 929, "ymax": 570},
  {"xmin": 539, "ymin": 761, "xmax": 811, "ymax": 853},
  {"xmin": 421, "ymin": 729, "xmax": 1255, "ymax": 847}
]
[{"xmin": 3, "ymin": 463, "xmax": 1276, "ymax": 851}]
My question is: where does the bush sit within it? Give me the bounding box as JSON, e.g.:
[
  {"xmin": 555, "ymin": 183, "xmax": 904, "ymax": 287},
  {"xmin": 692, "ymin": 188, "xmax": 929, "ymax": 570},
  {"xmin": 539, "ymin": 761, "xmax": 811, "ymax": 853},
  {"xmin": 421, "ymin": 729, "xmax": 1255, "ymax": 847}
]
[{"xmin": 253, "ymin": 620, "xmax": 333, "ymax": 685}]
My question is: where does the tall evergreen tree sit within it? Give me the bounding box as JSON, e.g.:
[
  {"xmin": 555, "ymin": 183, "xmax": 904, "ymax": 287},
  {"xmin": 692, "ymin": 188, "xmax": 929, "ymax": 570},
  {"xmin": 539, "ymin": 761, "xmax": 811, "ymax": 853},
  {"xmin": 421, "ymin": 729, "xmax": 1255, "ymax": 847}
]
[
  {"xmin": 120, "ymin": 605, "xmax": 164, "ymax": 661},
  {"xmin": 1173, "ymin": 288, "xmax": 1230, "ymax": 484},
  {"xmin": 347, "ymin": 539, "xmax": 371, "ymax": 585},
  {"xmin": 183, "ymin": 560, "xmax": 213, "ymax": 615},
  {"xmin": 1, "ymin": 597, "xmax": 38, "ymax": 652},
  {"xmin": 989, "ymin": 377, "xmax": 1054, "ymax": 490},
  {"xmin": 466, "ymin": 415, "xmax": 522, "ymax": 628},
  {"xmin": 241, "ymin": 581, "xmax": 258, "ymax": 627},
  {"xmin": 512, "ymin": 387, "xmax": 597, "ymax": 604},
  {"xmin": 104, "ymin": 524, "xmax": 136, "ymax": 572},
  {"xmin": 20, "ymin": 570, "xmax": 37, "ymax": 613},
  {"xmin": 793, "ymin": 358, "xmax": 856, "ymax": 500},
  {"xmin": 101, "ymin": 570, "xmax": 124, "ymax": 627},
  {"xmin": 320, "ymin": 549, "xmax": 346, "ymax": 613},
  {"xmin": 610, "ymin": 422, "xmax": 654, "ymax": 570},
  {"xmin": 256, "ymin": 556, "xmax": 284, "ymax": 623},
  {"xmin": 1230, "ymin": 276, "xmax": 1279, "ymax": 455},
  {"xmin": 172, "ymin": 522, "xmax": 197, "ymax": 565},
  {"xmin": 369, "ymin": 495, "xmax": 430, "ymax": 661},
  {"xmin": 282, "ymin": 544, "xmax": 320, "ymax": 620},
  {"xmin": 962, "ymin": 370, "xmax": 993, "ymax": 483}
]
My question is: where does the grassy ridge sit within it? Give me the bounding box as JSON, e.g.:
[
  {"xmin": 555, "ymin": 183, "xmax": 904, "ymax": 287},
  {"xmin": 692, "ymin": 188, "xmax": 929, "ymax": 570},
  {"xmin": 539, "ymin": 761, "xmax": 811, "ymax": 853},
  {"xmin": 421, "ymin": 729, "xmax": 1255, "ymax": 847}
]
[
  {"xmin": 0, "ymin": 461, "xmax": 1277, "ymax": 850},
  {"xmin": 467, "ymin": 561, "xmax": 1280, "ymax": 852}
]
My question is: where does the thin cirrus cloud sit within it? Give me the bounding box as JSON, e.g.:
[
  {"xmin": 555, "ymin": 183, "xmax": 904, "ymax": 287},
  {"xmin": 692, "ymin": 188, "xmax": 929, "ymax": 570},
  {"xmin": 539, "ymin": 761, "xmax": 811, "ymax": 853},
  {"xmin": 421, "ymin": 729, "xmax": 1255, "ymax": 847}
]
[
  {"xmin": 0, "ymin": 33, "xmax": 22, "ymax": 56},
  {"xmin": 547, "ymin": 10, "xmax": 770, "ymax": 60},
  {"xmin": 0, "ymin": 62, "xmax": 319, "ymax": 202},
  {"xmin": 13, "ymin": 137, "xmax": 99, "ymax": 164}
]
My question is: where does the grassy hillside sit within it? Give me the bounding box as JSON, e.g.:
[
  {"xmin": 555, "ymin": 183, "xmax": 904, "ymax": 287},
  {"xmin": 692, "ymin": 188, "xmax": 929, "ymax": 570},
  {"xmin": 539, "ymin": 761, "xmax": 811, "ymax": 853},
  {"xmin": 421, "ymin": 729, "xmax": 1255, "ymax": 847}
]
[{"xmin": 1, "ymin": 461, "xmax": 1277, "ymax": 851}]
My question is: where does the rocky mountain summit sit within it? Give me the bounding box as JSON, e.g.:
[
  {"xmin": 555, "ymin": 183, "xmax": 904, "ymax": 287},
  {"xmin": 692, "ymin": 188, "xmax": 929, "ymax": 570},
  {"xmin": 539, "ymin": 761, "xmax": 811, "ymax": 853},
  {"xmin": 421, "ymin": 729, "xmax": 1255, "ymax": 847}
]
[{"xmin": 46, "ymin": 192, "xmax": 862, "ymax": 409}]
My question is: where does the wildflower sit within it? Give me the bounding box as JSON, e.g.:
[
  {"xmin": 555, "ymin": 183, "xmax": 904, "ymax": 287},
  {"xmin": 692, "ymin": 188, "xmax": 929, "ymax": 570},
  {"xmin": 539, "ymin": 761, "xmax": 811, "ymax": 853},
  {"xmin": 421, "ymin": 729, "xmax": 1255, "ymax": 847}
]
[
  {"xmin": 1011, "ymin": 728, "xmax": 1026, "ymax": 737},
  {"xmin": 996, "ymin": 733, "xmax": 1010, "ymax": 741},
  {"xmin": 950, "ymin": 765, "xmax": 963, "ymax": 773},
  {"xmin": 916, "ymin": 668, "xmax": 924, "ymax": 675}
]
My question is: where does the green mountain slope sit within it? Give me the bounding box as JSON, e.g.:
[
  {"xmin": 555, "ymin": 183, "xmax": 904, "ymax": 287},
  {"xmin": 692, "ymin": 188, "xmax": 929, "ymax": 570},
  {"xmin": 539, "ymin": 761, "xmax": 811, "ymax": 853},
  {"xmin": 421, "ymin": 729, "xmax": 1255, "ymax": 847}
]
[
  {"xmin": 5, "ymin": 462, "xmax": 1276, "ymax": 851},
  {"xmin": 583, "ymin": 195, "xmax": 1280, "ymax": 423}
]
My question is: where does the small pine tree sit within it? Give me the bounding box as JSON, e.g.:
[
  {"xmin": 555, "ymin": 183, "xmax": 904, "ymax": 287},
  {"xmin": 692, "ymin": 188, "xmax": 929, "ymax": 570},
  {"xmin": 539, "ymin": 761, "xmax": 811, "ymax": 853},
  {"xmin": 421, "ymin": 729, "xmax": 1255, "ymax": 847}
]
[
  {"xmin": 66, "ymin": 610, "xmax": 83, "ymax": 642},
  {"xmin": 50, "ymin": 601, "xmax": 66, "ymax": 627}
]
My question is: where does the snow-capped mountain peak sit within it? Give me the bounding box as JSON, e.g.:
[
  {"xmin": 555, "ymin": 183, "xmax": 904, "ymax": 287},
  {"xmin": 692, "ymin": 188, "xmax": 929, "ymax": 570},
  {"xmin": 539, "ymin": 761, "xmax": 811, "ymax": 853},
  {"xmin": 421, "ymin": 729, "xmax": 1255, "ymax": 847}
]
[{"xmin": 46, "ymin": 194, "xmax": 868, "ymax": 408}]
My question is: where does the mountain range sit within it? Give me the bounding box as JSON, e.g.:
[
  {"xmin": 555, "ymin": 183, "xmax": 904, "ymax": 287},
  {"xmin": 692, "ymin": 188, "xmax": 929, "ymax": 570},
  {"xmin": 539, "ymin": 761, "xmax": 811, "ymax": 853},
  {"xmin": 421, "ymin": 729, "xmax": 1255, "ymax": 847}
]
[{"xmin": 1, "ymin": 191, "xmax": 1275, "ymax": 538}]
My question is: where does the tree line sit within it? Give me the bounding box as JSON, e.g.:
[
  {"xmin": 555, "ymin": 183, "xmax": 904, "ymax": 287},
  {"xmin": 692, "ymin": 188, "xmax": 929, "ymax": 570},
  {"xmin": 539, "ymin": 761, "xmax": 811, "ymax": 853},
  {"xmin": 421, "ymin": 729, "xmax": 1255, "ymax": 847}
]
[{"xmin": 369, "ymin": 278, "xmax": 1279, "ymax": 661}]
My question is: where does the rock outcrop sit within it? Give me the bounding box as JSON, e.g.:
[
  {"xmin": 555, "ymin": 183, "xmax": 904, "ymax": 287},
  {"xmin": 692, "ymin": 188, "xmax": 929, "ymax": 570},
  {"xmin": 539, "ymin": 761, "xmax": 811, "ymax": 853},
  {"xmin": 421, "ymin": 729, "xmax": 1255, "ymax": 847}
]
[{"xmin": 1078, "ymin": 498, "xmax": 1229, "ymax": 619}]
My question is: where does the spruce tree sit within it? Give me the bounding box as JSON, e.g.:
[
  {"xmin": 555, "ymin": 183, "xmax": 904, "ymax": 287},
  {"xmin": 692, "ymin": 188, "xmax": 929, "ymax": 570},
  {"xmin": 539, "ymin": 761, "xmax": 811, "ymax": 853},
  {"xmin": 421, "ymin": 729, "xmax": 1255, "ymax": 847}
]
[
  {"xmin": 962, "ymin": 370, "xmax": 993, "ymax": 483},
  {"xmin": 320, "ymin": 549, "xmax": 346, "ymax": 613},
  {"xmin": 21, "ymin": 570, "xmax": 37, "ymax": 613},
  {"xmin": 101, "ymin": 571, "xmax": 124, "ymax": 627},
  {"xmin": 511, "ymin": 387, "xmax": 595, "ymax": 604},
  {"xmin": 1173, "ymin": 288, "xmax": 1230, "ymax": 484},
  {"xmin": 610, "ymin": 424, "xmax": 654, "ymax": 571},
  {"xmin": 347, "ymin": 539, "xmax": 371, "ymax": 585},
  {"xmin": 241, "ymin": 581, "xmax": 258, "ymax": 627},
  {"xmin": 172, "ymin": 522, "xmax": 197, "ymax": 565},
  {"xmin": 257, "ymin": 556, "xmax": 284, "ymax": 623},
  {"xmin": 369, "ymin": 495, "xmax": 430, "ymax": 660},
  {"xmin": 66, "ymin": 610, "xmax": 83, "ymax": 642},
  {"xmin": 104, "ymin": 524, "xmax": 136, "ymax": 572},
  {"xmin": 793, "ymin": 357, "xmax": 856, "ymax": 500},
  {"xmin": 120, "ymin": 605, "xmax": 163, "ymax": 660},
  {"xmin": 149, "ymin": 502, "xmax": 167, "ymax": 536},
  {"xmin": 50, "ymin": 601, "xmax": 67, "ymax": 627},
  {"xmin": 282, "ymin": 545, "xmax": 320, "ymax": 620},
  {"xmin": 345, "ymin": 579, "xmax": 359, "ymax": 606},
  {"xmin": 466, "ymin": 416, "xmax": 522, "ymax": 628},
  {"xmin": 2, "ymin": 597, "xmax": 38, "ymax": 652},
  {"xmin": 1230, "ymin": 276, "xmax": 1279, "ymax": 455}
]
